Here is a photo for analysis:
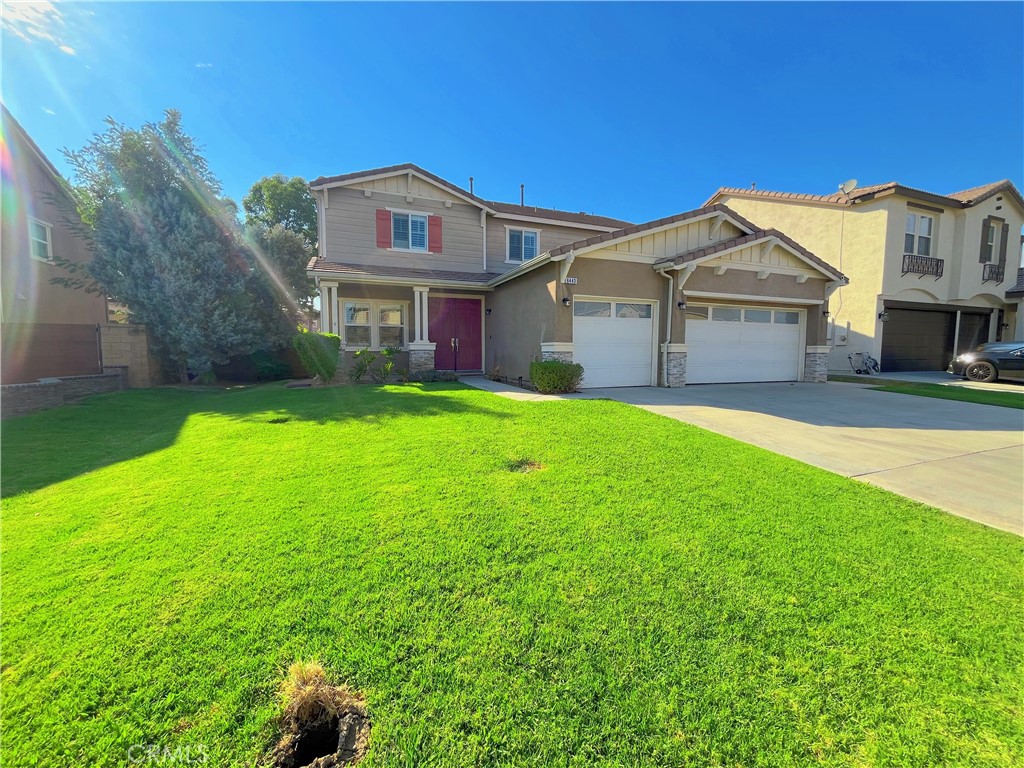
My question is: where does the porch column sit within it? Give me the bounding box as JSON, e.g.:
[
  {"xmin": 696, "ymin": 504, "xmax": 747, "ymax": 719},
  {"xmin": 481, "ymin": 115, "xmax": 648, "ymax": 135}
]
[
  {"xmin": 408, "ymin": 286, "xmax": 435, "ymax": 373},
  {"xmin": 319, "ymin": 285, "xmax": 329, "ymax": 333},
  {"xmin": 329, "ymin": 285, "xmax": 341, "ymax": 336}
]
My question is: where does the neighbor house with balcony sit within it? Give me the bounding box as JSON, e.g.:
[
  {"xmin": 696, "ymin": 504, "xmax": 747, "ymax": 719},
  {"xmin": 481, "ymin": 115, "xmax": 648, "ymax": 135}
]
[
  {"xmin": 706, "ymin": 180, "xmax": 1024, "ymax": 371},
  {"xmin": 307, "ymin": 164, "xmax": 846, "ymax": 388}
]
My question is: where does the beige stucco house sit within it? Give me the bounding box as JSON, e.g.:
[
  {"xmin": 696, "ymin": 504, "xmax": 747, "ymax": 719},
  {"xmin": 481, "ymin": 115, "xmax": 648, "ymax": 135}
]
[
  {"xmin": 1, "ymin": 106, "xmax": 108, "ymax": 384},
  {"xmin": 307, "ymin": 164, "xmax": 845, "ymax": 387},
  {"xmin": 706, "ymin": 181, "xmax": 1024, "ymax": 372}
]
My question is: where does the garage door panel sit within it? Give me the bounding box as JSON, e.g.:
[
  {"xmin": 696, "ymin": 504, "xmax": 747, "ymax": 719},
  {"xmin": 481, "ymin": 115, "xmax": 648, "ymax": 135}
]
[
  {"xmin": 573, "ymin": 299, "xmax": 655, "ymax": 388},
  {"xmin": 686, "ymin": 307, "xmax": 802, "ymax": 384},
  {"xmin": 880, "ymin": 309, "xmax": 955, "ymax": 371}
]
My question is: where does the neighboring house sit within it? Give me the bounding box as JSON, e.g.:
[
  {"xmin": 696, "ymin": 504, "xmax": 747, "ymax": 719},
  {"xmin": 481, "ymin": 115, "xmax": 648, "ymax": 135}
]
[
  {"xmin": 706, "ymin": 180, "xmax": 1024, "ymax": 372},
  {"xmin": 1, "ymin": 106, "xmax": 107, "ymax": 384},
  {"xmin": 308, "ymin": 164, "xmax": 845, "ymax": 387}
]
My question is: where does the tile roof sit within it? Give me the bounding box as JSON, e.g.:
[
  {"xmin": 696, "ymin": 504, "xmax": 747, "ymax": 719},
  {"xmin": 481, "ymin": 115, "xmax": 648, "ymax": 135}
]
[
  {"xmin": 1006, "ymin": 267, "xmax": 1024, "ymax": 298},
  {"xmin": 544, "ymin": 204, "xmax": 762, "ymax": 259},
  {"xmin": 307, "ymin": 258, "xmax": 497, "ymax": 285},
  {"xmin": 653, "ymin": 229, "xmax": 847, "ymax": 281},
  {"xmin": 707, "ymin": 180, "xmax": 1024, "ymax": 211},
  {"xmin": 946, "ymin": 179, "xmax": 1024, "ymax": 208},
  {"xmin": 308, "ymin": 162, "xmax": 630, "ymax": 229}
]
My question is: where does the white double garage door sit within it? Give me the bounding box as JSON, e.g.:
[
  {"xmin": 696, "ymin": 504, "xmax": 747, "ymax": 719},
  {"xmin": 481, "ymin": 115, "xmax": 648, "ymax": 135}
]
[{"xmin": 573, "ymin": 297, "xmax": 804, "ymax": 388}]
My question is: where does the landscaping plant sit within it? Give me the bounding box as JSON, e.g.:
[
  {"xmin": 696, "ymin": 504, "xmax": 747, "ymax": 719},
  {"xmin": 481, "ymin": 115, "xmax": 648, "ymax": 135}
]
[
  {"xmin": 292, "ymin": 330, "xmax": 341, "ymax": 382},
  {"xmin": 529, "ymin": 360, "xmax": 584, "ymax": 393}
]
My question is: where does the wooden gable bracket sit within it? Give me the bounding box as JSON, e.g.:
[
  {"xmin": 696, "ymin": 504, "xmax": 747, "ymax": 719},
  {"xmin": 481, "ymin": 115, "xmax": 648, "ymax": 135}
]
[
  {"xmin": 713, "ymin": 264, "xmax": 728, "ymax": 276},
  {"xmin": 559, "ymin": 251, "xmax": 576, "ymax": 283},
  {"xmin": 363, "ymin": 189, "xmax": 371, "ymax": 198},
  {"xmin": 795, "ymin": 274, "xmax": 809, "ymax": 284},
  {"xmin": 709, "ymin": 214, "xmax": 726, "ymax": 240},
  {"xmin": 759, "ymin": 238, "xmax": 777, "ymax": 263},
  {"xmin": 756, "ymin": 270, "xmax": 770, "ymax": 280},
  {"xmin": 675, "ymin": 262, "xmax": 698, "ymax": 287},
  {"xmin": 444, "ymin": 200, "xmax": 452, "ymax": 208}
]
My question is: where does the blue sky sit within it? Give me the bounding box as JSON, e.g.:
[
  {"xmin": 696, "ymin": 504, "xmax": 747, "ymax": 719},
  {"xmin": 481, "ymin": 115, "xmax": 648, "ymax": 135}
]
[{"xmin": 3, "ymin": 1, "xmax": 1022, "ymax": 223}]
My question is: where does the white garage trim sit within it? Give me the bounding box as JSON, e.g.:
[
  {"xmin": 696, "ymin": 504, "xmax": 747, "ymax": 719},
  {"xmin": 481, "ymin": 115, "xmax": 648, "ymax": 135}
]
[
  {"xmin": 572, "ymin": 294, "xmax": 659, "ymax": 387},
  {"xmin": 684, "ymin": 290, "xmax": 824, "ymax": 305}
]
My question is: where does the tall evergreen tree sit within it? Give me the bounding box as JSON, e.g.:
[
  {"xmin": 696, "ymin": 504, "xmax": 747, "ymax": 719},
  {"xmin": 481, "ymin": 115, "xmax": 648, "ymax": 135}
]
[{"xmin": 58, "ymin": 111, "xmax": 294, "ymax": 382}]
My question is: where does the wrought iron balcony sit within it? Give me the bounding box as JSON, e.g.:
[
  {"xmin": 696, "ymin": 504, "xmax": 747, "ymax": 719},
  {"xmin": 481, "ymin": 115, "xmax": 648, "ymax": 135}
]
[
  {"xmin": 902, "ymin": 253, "xmax": 944, "ymax": 279},
  {"xmin": 982, "ymin": 263, "xmax": 1004, "ymax": 284}
]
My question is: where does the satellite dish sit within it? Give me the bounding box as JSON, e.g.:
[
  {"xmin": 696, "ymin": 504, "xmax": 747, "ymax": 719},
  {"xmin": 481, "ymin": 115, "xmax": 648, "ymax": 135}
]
[{"xmin": 839, "ymin": 178, "xmax": 858, "ymax": 195}]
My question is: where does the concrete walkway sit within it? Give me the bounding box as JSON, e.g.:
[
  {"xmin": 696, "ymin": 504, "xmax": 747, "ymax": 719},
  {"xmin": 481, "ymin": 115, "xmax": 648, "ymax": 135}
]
[{"xmin": 462, "ymin": 377, "xmax": 1024, "ymax": 535}]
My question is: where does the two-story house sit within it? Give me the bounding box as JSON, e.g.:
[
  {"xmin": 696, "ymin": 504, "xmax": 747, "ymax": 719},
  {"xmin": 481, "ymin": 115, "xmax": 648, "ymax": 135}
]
[
  {"xmin": 307, "ymin": 164, "xmax": 846, "ymax": 387},
  {"xmin": 706, "ymin": 180, "xmax": 1024, "ymax": 373},
  {"xmin": 1, "ymin": 106, "xmax": 108, "ymax": 384}
]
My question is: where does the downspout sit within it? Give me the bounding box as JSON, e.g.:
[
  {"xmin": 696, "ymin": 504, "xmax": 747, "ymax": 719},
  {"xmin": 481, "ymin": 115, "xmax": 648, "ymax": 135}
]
[
  {"xmin": 480, "ymin": 209, "xmax": 487, "ymax": 271},
  {"xmin": 658, "ymin": 269, "xmax": 674, "ymax": 387}
]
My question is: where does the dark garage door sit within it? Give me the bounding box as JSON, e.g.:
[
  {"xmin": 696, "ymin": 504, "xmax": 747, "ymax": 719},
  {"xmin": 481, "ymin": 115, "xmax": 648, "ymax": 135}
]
[{"xmin": 881, "ymin": 309, "xmax": 955, "ymax": 371}]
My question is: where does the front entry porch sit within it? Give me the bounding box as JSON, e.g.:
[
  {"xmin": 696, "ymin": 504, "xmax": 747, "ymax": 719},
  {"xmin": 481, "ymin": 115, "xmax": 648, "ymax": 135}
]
[{"xmin": 318, "ymin": 280, "xmax": 486, "ymax": 375}]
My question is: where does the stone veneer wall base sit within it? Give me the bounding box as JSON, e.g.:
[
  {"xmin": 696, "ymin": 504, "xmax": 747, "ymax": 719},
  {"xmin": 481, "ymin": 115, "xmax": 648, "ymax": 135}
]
[{"xmin": 803, "ymin": 347, "xmax": 830, "ymax": 383}]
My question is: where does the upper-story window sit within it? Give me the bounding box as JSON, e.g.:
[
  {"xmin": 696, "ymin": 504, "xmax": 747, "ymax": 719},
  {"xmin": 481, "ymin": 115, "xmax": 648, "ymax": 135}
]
[
  {"xmin": 376, "ymin": 208, "xmax": 441, "ymax": 253},
  {"xmin": 507, "ymin": 228, "xmax": 539, "ymax": 263},
  {"xmin": 904, "ymin": 213, "xmax": 933, "ymax": 257},
  {"xmin": 981, "ymin": 221, "xmax": 999, "ymax": 264},
  {"xmin": 29, "ymin": 217, "xmax": 53, "ymax": 262},
  {"xmin": 392, "ymin": 212, "xmax": 428, "ymax": 252}
]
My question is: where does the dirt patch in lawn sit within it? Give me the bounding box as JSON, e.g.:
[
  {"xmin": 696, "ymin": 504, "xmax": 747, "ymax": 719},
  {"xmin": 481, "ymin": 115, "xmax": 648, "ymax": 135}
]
[
  {"xmin": 506, "ymin": 458, "xmax": 544, "ymax": 473},
  {"xmin": 269, "ymin": 662, "xmax": 370, "ymax": 767}
]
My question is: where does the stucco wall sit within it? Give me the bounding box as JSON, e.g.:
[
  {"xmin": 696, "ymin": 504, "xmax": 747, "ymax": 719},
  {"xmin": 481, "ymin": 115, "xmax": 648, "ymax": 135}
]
[{"xmin": 485, "ymin": 264, "xmax": 558, "ymax": 379}]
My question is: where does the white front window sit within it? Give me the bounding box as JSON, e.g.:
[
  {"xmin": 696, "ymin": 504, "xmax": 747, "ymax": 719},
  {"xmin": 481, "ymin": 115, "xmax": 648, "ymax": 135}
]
[
  {"xmin": 29, "ymin": 218, "xmax": 53, "ymax": 262},
  {"xmin": 343, "ymin": 299, "xmax": 409, "ymax": 349},
  {"xmin": 507, "ymin": 228, "xmax": 539, "ymax": 262},
  {"xmin": 905, "ymin": 213, "xmax": 933, "ymax": 257},
  {"xmin": 392, "ymin": 213, "xmax": 428, "ymax": 252}
]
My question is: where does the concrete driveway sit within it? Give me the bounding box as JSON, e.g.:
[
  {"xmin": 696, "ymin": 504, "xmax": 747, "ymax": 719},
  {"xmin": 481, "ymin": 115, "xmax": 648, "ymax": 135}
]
[{"xmin": 579, "ymin": 382, "xmax": 1024, "ymax": 535}]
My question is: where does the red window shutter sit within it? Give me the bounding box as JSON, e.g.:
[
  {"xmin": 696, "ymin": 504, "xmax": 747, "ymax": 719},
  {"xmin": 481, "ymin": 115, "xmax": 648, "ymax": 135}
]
[
  {"xmin": 375, "ymin": 209, "xmax": 391, "ymax": 248},
  {"xmin": 428, "ymin": 215, "xmax": 442, "ymax": 253}
]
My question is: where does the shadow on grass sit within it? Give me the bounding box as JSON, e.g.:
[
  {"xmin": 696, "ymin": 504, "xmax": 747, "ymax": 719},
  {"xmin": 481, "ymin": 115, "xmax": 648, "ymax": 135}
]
[{"xmin": 1, "ymin": 382, "xmax": 507, "ymax": 497}]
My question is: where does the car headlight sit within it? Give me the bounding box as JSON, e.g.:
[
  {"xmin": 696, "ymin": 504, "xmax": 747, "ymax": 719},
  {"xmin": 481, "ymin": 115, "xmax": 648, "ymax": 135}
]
[{"xmin": 958, "ymin": 354, "xmax": 976, "ymax": 363}]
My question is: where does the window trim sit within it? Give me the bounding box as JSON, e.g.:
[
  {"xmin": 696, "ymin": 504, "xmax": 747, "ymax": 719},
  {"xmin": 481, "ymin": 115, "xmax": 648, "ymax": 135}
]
[
  {"xmin": 28, "ymin": 217, "xmax": 54, "ymax": 263},
  {"xmin": 341, "ymin": 298, "xmax": 410, "ymax": 351},
  {"xmin": 387, "ymin": 207, "xmax": 430, "ymax": 253},
  {"xmin": 904, "ymin": 212, "xmax": 934, "ymax": 258},
  {"xmin": 504, "ymin": 225, "xmax": 542, "ymax": 264}
]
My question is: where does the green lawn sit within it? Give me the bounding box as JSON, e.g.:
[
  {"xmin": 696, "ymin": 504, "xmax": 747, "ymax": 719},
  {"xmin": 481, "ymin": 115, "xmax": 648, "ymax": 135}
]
[
  {"xmin": 2, "ymin": 384, "xmax": 1022, "ymax": 767},
  {"xmin": 871, "ymin": 382, "xmax": 1024, "ymax": 410}
]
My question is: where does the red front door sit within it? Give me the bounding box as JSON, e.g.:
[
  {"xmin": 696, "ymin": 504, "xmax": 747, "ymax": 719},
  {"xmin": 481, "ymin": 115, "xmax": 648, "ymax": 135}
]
[{"xmin": 428, "ymin": 297, "xmax": 482, "ymax": 371}]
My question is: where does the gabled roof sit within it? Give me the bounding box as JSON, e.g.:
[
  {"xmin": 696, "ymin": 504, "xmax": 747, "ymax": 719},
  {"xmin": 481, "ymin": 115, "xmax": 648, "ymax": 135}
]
[
  {"xmin": 1006, "ymin": 267, "xmax": 1024, "ymax": 298},
  {"xmin": 308, "ymin": 162, "xmax": 630, "ymax": 229},
  {"xmin": 653, "ymin": 229, "xmax": 847, "ymax": 282},
  {"xmin": 947, "ymin": 180, "xmax": 1024, "ymax": 208},
  {"xmin": 705, "ymin": 179, "xmax": 1024, "ymax": 211},
  {"xmin": 544, "ymin": 204, "xmax": 761, "ymax": 259},
  {"xmin": 2, "ymin": 103, "xmax": 70, "ymax": 190}
]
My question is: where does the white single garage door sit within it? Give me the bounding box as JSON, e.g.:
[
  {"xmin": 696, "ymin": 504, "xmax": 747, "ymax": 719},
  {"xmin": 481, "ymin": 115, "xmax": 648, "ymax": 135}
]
[
  {"xmin": 686, "ymin": 304, "xmax": 803, "ymax": 384},
  {"xmin": 573, "ymin": 298, "xmax": 656, "ymax": 388}
]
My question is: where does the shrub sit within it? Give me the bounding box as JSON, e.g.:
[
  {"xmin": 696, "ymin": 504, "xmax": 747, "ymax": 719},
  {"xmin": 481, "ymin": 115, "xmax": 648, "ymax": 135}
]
[
  {"xmin": 409, "ymin": 369, "xmax": 460, "ymax": 383},
  {"xmin": 251, "ymin": 350, "xmax": 291, "ymax": 381},
  {"xmin": 292, "ymin": 332, "xmax": 341, "ymax": 382},
  {"xmin": 530, "ymin": 360, "xmax": 584, "ymax": 393}
]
